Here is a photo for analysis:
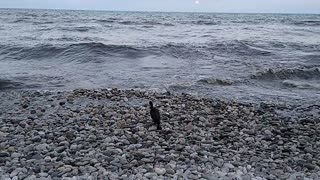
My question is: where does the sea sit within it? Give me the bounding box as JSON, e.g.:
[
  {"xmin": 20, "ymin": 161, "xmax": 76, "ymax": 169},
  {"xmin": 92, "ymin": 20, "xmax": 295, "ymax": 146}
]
[{"xmin": 0, "ymin": 9, "xmax": 320, "ymax": 104}]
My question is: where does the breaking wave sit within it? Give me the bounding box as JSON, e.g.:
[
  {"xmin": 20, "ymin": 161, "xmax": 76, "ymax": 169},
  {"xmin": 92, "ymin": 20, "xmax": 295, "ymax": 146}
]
[
  {"xmin": 282, "ymin": 80, "xmax": 320, "ymax": 90},
  {"xmin": 197, "ymin": 78, "xmax": 234, "ymax": 86},
  {"xmin": 251, "ymin": 67, "xmax": 320, "ymax": 81}
]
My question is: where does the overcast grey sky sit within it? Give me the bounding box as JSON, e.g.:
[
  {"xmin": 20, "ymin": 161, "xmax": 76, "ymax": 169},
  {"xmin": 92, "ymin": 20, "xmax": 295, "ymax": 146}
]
[{"xmin": 0, "ymin": 0, "xmax": 319, "ymax": 14}]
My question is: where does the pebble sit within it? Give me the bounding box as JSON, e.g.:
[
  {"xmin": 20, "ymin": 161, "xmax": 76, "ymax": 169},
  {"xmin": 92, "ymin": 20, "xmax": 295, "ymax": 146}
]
[
  {"xmin": 144, "ymin": 172, "xmax": 157, "ymax": 178},
  {"xmin": 59, "ymin": 101, "xmax": 66, "ymax": 106},
  {"xmin": 39, "ymin": 172, "xmax": 49, "ymax": 177},
  {"xmin": 155, "ymin": 168, "xmax": 166, "ymax": 175},
  {"xmin": 199, "ymin": 116, "xmax": 206, "ymax": 121},
  {"xmin": 31, "ymin": 135, "xmax": 41, "ymax": 142},
  {"xmin": 36, "ymin": 143, "xmax": 49, "ymax": 151},
  {"xmin": 165, "ymin": 167, "xmax": 175, "ymax": 175},
  {"xmin": 0, "ymin": 152, "xmax": 9, "ymax": 157},
  {"xmin": 264, "ymin": 129, "xmax": 273, "ymax": 136},
  {"xmin": 11, "ymin": 153, "xmax": 22, "ymax": 158}
]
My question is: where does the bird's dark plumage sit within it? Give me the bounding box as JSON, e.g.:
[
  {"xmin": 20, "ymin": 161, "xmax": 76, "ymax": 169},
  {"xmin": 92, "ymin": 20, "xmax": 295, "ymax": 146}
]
[{"xmin": 149, "ymin": 101, "xmax": 162, "ymax": 130}]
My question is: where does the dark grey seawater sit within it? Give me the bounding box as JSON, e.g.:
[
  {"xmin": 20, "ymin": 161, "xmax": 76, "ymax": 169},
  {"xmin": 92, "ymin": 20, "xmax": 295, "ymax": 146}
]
[{"xmin": 0, "ymin": 9, "xmax": 320, "ymax": 104}]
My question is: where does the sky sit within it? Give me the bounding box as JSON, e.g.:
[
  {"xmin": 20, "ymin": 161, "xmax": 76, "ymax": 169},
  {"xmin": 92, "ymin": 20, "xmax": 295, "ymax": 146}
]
[{"xmin": 0, "ymin": 0, "xmax": 319, "ymax": 14}]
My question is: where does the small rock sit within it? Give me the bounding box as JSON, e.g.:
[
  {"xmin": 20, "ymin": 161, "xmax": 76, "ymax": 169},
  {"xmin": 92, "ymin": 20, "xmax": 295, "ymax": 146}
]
[
  {"xmin": 250, "ymin": 156, "xmax": 260, "ymax": 162},
  {"xmin": 57, "ymin": 165, "xmax": 72, "ymax": 173},
  {"xmin": 242, "ymin": 174, "xmax": 252, "ymax": 180},
  {"xmin": 36, "ymin": 143, "xmax": 49, "ymax": 151},
  {"xmin": 70, "ymin": 144, "xmax": 78, "ymax": 151},
  {"xmin": 11, "ymin": 153, "xmax": 22, "ymax": 159},
  {"xmin": 185, "ymin": 123, "xmax": 193, "ymax": 132},
  {"xmin": 31, "ymin": 135, "xmax": 41, "ymax": 142},
  {"xmin": 22, "ymin": 104, "xmax": 28, "ymax": 109},
  {"xmin": 10, "ymin": 169, "xmax": 19, "ymax": 177},
  {"xmin": 0, "ymin": 151, "xmax": 9, "ymax": 157},
  {"xmin": 38, "ymin": 131, "xmax": 45, "ymax": 137},
  {"xmin": 144, "ymin": 172, "xmax": 157, "ymax": 179},
  {"xmin": 59, "ymin": 101, "xmax": 66, "ymax": 106},
  {"xmin": 264, "ymin": 129, "xmax": 272, "ymax": 136},
  {"xmin": 155, "ymin": 168, "xmax": 166, "ymax": 175},
  {"xmin": 39, "ymin": 172, "xmax": 48, "ymax": 177},
  {"xmin": 199, "ymin": 116, "xmax": 206, "ymax": 121},
  {"xmin": 188, "ymin": 174, "xmax": 199, "ymax": 179},
  {"xmin": 25, "ymin": 175, "xmax": 37, "ymax": 180},
  {"xmin": 245, "ymin": 137, "xmax": 255, "ymax": 142},
  {"xmin": 166, "ymin": 167, "xmax": 175, "ymax": 175},
  {"xmin": 55, "ymin": 146, "xmax": 66, "ymax": 153}
]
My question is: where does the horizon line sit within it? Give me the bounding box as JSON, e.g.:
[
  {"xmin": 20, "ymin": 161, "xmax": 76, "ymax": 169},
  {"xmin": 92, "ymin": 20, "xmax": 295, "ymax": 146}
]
[{"xmin": 0, "ymin": 7, "xmax": 319, "ymax": 15}]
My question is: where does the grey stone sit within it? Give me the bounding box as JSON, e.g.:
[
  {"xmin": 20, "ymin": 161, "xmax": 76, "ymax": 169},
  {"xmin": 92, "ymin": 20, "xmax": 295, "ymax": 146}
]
[
  {"xmin": 0, "ymin": 151, "xmax": 9, "ymax": 157},
  {"xmin": 165, "ymin": 167, "xmax": 175, "ymax": 175},
  {"xmin": 264, "ymin": 129, "xmax": 272, "ymax": 136},
  {"xmin": 57, "ymin": 165, "xmax": 72, "ymax": 173},
  {"xmin": 31, "ymin": 135, "xmax": 41, "ymax": 142},
  {"xmin": 144, "ymin": 172, "xmax": 157, "ymax": 179},
  {"xmin": 36, "ymin": 143, "xmax": 49, "ymax": 151},
  {"xmin": 70, "ymin": 144, "xmax": 78, "ymax": 151},
  {"xmin": 250, "ymin": 156, "xmax": 260, "ymax": 162},
  {"xmin": 11, "ymin": 153, "xmax": 22, "ymax": 158},
  {"xmin": 55, "ymin": 146, "xmax": 66, "ymax": 153},
  {"xmin": 245, "ymin": 137, "xmax": 255, "ymax": 142},
  {"xmin": 38, "ymin": 173, "xmax": 48, "ymax": 177},
  {"xmin": 199, "ymin": 116, "xmax": 206, "ymax": 121},
  {"xmin": 155, "ymin": 168, "xmax": 166, "ymax": 175}
]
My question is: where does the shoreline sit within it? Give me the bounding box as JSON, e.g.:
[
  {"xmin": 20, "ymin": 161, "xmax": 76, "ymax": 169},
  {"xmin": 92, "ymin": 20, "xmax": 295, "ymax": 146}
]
[{"xmin": 0, "ymin": 89, "xmax": 319, "ymax": 179}]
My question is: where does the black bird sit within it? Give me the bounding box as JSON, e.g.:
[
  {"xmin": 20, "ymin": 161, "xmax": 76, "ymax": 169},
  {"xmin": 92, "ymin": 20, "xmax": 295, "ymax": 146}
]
[{"xmin": 149, "ymin": 101, "xmax": 162, "ymax": 130}]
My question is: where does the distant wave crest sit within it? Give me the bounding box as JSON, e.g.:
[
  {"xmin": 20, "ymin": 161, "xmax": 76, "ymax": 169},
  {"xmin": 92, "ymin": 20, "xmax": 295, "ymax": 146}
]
[
  {"xmin": 198, "ymin": 78, "xmax": 233, "ymax": 86},
  {"xmin": 251, "ymin": 67, "xmax": 320, "ymax": 81},
  {"xmin": 292, "ymin": 20, "xmax": 320, "ymax": 26}
]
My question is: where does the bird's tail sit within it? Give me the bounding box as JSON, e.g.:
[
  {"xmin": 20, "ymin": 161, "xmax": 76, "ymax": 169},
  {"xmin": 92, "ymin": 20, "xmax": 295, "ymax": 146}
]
[{"xmin": 157, "ymin": 124, "xmax": 162, "ymax": 130}]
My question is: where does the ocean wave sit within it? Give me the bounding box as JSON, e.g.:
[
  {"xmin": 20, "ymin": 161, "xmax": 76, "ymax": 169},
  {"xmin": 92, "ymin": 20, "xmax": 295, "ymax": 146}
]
[
  {"xmin": 118, "ymin": 20, "xmax": 174, "ymax": 26},
  {"xmin": 98, "ymin": 18, "xmax": 219, "ymax": 26},
  {"xmin": 0, "ymin": 41, "xmax": 274, "ymax": 63},
  {"xmin": 304, "ymin": 54, "xmax": 320, "ymax": 64},
  {"xmin": 251, "ymin": 67, "xmax": 320, "ymax": 81},
  {"xmin": 63, "ymin": 43, "xmax": 150, "ymax": 60},
  {"xmin": 194, "ymin": 20, "xmax": 220, "ymax": 25},
  {"xmin": 95, "ymin": 18, "xmax": 119, "ymax": 23},
  {"xmin": 197, "ymin": 78, "xmax": 233, "ymax": 86},
  {"xmin": 0, "ymin": 44, "xmax": 64, "ymax": 60},
  {"xmin": 0, "ymin": 43, "xmax": 151, "ymax": 62},
  {"xmin": 208, "ymin": 40, "xmax": 272, "ymax": 57},
  {"xmin": 32, "ymin": 21, "xmax": 55, "ymax": 25},
  {"xmin": 59, "ymin": 26, "xmax": 97, "ymax": 32},
  {"xmin": 167, "ymin": 83, "xmax": 194, "ymax": 91},
  {"xmin": 0, "ymin": 79, "xmax": 22, "ymax": 90},
  {"xmin": 245, "ymin": 41, "xmax": 320, "ymax": 54},
  {"xmin": 287, "ymin": 42, "xmax": 320, "ymax": 52},
  {"xmin": 11, "ymin": 19, "xmax": 27, "ymax": 23},
  {"xmin": 282, "ymin": 80, "xmax": 320, "ymax": 90},
  {"xmin": 292, "ymin": 20, "xmax": 320, "ymax": 26}
]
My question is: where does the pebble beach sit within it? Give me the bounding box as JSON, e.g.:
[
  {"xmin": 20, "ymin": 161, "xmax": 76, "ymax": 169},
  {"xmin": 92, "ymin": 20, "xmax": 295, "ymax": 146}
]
[{"xmin": 0, "ymin": 89, "xmax": 320, "ymax": 180}]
